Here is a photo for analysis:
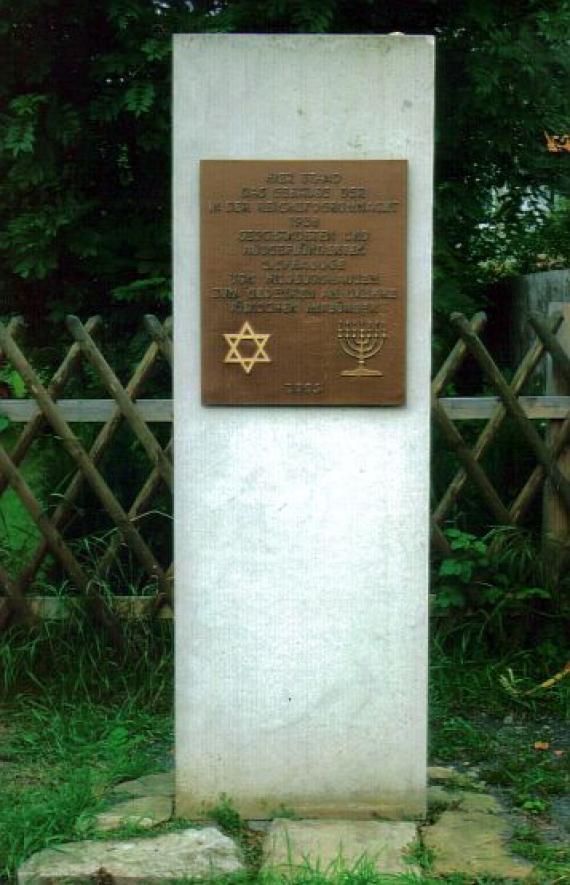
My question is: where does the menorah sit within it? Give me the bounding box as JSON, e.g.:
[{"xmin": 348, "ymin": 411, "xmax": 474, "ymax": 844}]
[{"xmin": 337, "ymin": 321, "xmax": 387, "ymax": 376}]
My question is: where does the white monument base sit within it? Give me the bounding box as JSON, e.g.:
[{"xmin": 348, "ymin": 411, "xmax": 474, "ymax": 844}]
[{"xmin": 174, "ymin": 35, "xmax": 433, "ymax": 820}]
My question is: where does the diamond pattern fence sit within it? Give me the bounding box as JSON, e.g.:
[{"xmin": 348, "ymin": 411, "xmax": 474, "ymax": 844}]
[{"xmin": 0, "ymin": 308, "xmax": 568, "ymax": 633}]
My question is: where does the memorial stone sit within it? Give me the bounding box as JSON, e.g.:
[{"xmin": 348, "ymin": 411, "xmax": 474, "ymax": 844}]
[{"xmin": 174, "ymin": 34, "xmax": 434, "ymax": 820}]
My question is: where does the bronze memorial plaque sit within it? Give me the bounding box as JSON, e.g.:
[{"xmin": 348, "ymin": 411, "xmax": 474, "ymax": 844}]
[{"xmin": 201, "ymin": 160, "xmax": 407, "ymax": 405}]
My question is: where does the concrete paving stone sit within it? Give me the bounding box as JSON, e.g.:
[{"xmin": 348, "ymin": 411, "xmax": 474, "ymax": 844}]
[
  {"xmin": 262, "ymin": 819, "xmax": 419, "ymax": 876},
  {"xmin": 427, "ymin": 786, "xmax": 463, "ymax": 809},
  {"xmin": 427, "ymin": 765, "xmax": 456, "ymax": 782},
  {"xmin": 17, "ymin": 826, "xmax": 244, "ymax": 884},
  {"xmin": 457, "ymin": 792, "xmax": 502, "ymax": 814},
  {"xmin": 428, "ymin": 787, "xmax": 502, "ymax": 815},
  {"xmin": 109, "ymin": 772, "xmax": 174, "ymax": 799},
  {"xmin": 94, "ymin": 795, "xmax": 173, "ymax": 832},
  {"xmin": 423, "ymin": 810, "xmax": 534, "ymax": 879},
  {"xmin": 247, "ymin": 820, "xmax": 272, "ymax": 833}
]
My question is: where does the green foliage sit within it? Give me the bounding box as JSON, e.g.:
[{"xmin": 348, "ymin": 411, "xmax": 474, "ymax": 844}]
[
  {"xmin": 207, "ymin": 793, "xmax": 245, "ymax": 836},
  {"xmin": 0, "ymin": 1, "xmax": 569, "ymax": 324},
  {"xmin": 0, "ymin": 615, "xmax": 173, "ymax": 878},
  {"xmin": 0, "ymin": 363, "xmax": 26, "ymax": 398},
  {"xmin": 0, "ymin": 699, "xmax": 172, "ymax": 878},
  {"xmin": 0, "ymin": 613, "xmax": 174, "ymax": 702},
  {"xmin": 432, "ymin": 527, "xmax": 568, "ymax": 650},
  {"xmin": 511, "ymin": 827, "xmax": 570, "ymax": 881},
  {"xmin": 0, "ymin": 615, "xmax": 567, "ymax": 883},
  {"xmin": 0, "ymin": 0, "xmax": 196, "ymax": 319}
]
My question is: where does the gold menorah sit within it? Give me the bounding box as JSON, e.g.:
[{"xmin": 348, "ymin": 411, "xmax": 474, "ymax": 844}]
[{"xmin": 338, "ymin": 321, "xmax": 386, "ymax": 376}]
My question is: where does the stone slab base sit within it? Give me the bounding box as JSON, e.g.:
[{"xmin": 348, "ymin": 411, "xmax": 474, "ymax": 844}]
[
  {"xmin": 262, "ymin": 819, "xmax": 419, "ymax": 876},
  {"xmin": 17, "ymin": 828, "xmax": 244, "ymax": 884},
  {"xmin": 423, "ymin": 810, "xmax": 534, "ymax": 879}
]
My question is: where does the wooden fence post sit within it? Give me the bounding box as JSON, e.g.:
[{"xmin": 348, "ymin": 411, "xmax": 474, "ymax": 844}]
[{"xmin": 543, "ymin": 302, "xmax": 570, "ymax": 568}]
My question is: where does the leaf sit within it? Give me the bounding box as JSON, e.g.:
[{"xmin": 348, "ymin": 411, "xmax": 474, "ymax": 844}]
[
  {"xmin": 3, "ymin": 119, "xmax": 36, "ymax": 156},
  {"xmin": 141, "ymin": 38, "xmax": 170, "ymax": 62},
  {"xmin": 9, "ymin": 94, "xmax": 47, "ymax": 117},
  {"xmin": 123, "ymin": 82, "xmax": 156, "ymax": 117},
  {"xmin": 439, "ymin": 558, "xmax": 473, "ymax": 582},
  {"xmin": 514, "ymin": 587, "xmax": 551, "ymax": 600},
  {"xmin": 111, "ymin": 277, "xmax": 170, "ymax": 303},
  {"xmin": 483, "ymin": 585, "xmax": 505, "ymax": 604},
  {"xmin": 435, "ymin": 584, "xmax": 466, "ymax": 609}
]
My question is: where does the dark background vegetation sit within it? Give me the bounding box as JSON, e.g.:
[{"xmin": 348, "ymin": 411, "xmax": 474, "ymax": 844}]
[
  {"xmin": 0, "ymin": 7, "xmax": 568, "ymax": 881},
  {"xmin": 0, "ymin": 0, "xmax": 569, "ymax": 652},
  {"xmin": 1, "ymin": 0, "xmax": 570, "ymax": 337}
]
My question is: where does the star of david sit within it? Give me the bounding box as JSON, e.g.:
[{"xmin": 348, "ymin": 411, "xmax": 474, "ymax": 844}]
[{"xmin": 223, "ymin": 321, "xmax": 272, "ymax": 375}]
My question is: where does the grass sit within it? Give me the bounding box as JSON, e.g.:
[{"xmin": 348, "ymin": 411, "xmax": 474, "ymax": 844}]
[
  {"xmin": 428, "ymin": 641, "xmax": 569, "ymax": 883},
  {"xmin": 0, "ymin": 614, "xmax": 173, "ymax": 880},
  {"xmin": 0, "ymin": 614, "xmax": 568, "ymax": 884}
]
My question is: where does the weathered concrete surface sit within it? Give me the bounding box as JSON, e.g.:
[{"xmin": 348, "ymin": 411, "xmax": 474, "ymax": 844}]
[
  {"xmin": 174, "ymin": 34, "xmax": 433, "ymax": 820},
  {"xmin": 110, "ymin": 772, "xmax": 174, "ymax": 798},
  {"xmin": 94, "ymin": 795, "xmax": 173, "ymax": 831},
  {"xmin": 510, "ymin": 270, "xmax": 570, "ymax": 380},
  {"xmin": 458, "ymin": 792, "xmax": 502, "ymax": 814},
  {"xmin": 423, "ymin": 811, "xmax": 534, "ymax": 879},
  {"xmin": 427, "ymin": 786, "xmax": 501, "ymax": 814},
  {"xmin": 427, "ymin": 765, "xmax": 456, "ymax": 783},
  {"xmin": 262, "ymin": 819, "xmax": 419, "ymax": 875},
  {"xmin": 17, "ymin": 827, "xmax": 244, "ymax": 884},
  {"xmin": 427, "ymin": 786, "xmax": 463, "ymax": 810}
]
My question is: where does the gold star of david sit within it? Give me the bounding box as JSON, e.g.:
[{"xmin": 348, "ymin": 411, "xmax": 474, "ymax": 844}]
[{"xmin": 223, "ymin": 321, "xmax": 272, "ymax": 375}]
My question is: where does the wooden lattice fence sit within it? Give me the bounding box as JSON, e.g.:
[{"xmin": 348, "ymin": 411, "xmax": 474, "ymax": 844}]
[{"xmin": 0, "ymin": 308, "xmax": 569, "ymax": 630}]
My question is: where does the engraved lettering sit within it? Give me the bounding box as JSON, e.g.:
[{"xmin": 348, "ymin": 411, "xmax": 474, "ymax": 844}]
[
  {"xmin": 212, "ymin": 287, "xmax": 239, "ymax": 299},
  {"xmin": 289, "ymin": 217, "xmax": 320, "ymax": 227},
  {"xmin": 341, "ymin": 187, "xmax": 366, "ymax": 198},
  {"xmin": 230, "ymin": 272, "xmax": 256, "ymax": 285},
  {"xmin": 299, "ymin": 172, "xmax": 342, "ymax": 184},
  {"xmin": 284, "ymin": 382, "xmax": 323, "ymax": 394},
  {"xmin": 225, "ymin": 201, "xmax": 251, "ymax": 213},
  {"xmin": 241, "ymin": 187, "xmax": 266, "ymax": 198},
  {"xmin": 201, "ymin": 160, "xmax": 406, "ymax": 405},
  {"xmin": 266, "ymin": 172, "xmax": 294, "ymax": 183}
]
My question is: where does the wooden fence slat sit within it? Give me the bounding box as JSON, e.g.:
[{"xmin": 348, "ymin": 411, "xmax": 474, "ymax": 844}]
[
  {"xmin": 432, "ymin": 392, "xmax": 513, "ymax": 524},
  {"xmin": 0, "ymin": 595, "xmax": 175, "ymax": 621},
  {"xmin": 431, "ymin": 517, "xmax": 452, "ymax": 557},
  {"xmin": 14, "ymin": 320, "xmax": 172, "ymax": 596},
  {"xmin": 509, "ymin": 413, "xmax": 570, "ymax": 524},
  {"xmin": 538, "ymin": 305, "xmax": 570, "ymax": 569},
  {"xmin": 0, "ymin": 445, "xmax": 90, "ymax": 592},
  {"xmin": 144, "ymin": 315, "xmax": 173, "ymax": 366},
  {"xmin": 66, "ymin": 316, "xmax": 174, "ymax": 492},
  {"xmin": 4, "ymin": 396, "xmax": 570, "ymax": 423},
  {"xmin": 2, "ymin": 308, "xmax": 569, "ymax": 614},
  {"xmin": 440, "ymin": 395, "xmax": 570, "ymax": 420},
  {"xmin": 0, "ymin": 317, "xmax": 25, "ymax": 356},
  {"xmin": 506, "ymin": 311, "xmax": 570, "ymax": 535},
  {"xmin": 0, "ymin": 316, "xmax": 101, "ymax": 627},
  {"xmin": 0, "ymin": 426, "xmax": 126, "ymax": 640},
  {"xmin": 0, "ymin": 562, "xmax": 37, "ymax": 629},
  {"xmin": 0, "ymin": 317, "xmax": 102, "ymax": 505},
  {"xmin": 433, "ymin": 313, "xmax": 565, "ymax": 525},
  {"xmin": 530, "ymin": 312, "xmax": 570, "ymax": 387},
  {"xmin": 432, "ymin": 312, "xmax": 487, "ymax": 396},
  {"xmin": 451, "ymin": 312, "xmax": 570, "ymax": 517},
  {"xmin": 431, "ymin": 312, "xmax": 490, "ymax": 550},
  {"xmin": 95, "ymin": 437, "xmax": 174, "ymax": 584},
  {"xmin": 0, "ymin": 399, "xmax": 173, "ymax": 422},
  {"xmin": 0, "ymin": 320, "xmax": 171, "ymax": 603}
]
